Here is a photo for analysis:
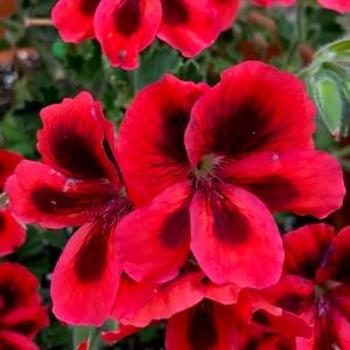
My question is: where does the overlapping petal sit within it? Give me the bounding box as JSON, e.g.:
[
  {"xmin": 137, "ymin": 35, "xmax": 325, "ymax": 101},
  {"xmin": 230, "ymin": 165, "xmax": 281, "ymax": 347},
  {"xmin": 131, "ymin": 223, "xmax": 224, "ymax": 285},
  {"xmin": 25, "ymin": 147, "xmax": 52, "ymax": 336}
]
[
  {"xmin": 117, "ymin": 75, "xmax": 207, "ymax": 206},
  {"xmin": 220, "ymin": 151, "xmax": 345, "ymax": 218},
  {"xmin": 94, "ymin": 0, "xmax": 162, "ymax": 69},
  {"xmin": 117, "ymin": 182, "xmax": 192, "ymax": 283},
  {"xmin": 185, "ymin": 61, "xmax": 316, "ymax": 166},
  {"xmin": 52, "ymin": 0, "xmax": 100, "ymax": 42},
  {"xmin": 6, "ymin": 161, "xmax": 115, "ymax": 229},
  {"xmin": 317, "ymin": 0, "xmax": 350, "ymax": 13},
  {"xmin": 38, "ymin": 91, "xmax": 119, "ymax": 184},
  {"xmin": 0, "ymin": 209, "xmax": 25, "ymax": 256},
  {"xmin": 51, "ymin": 223, "xmax": 120, "ymax": 326},
  {"xmin": 0, "ymin": 149, "xmax": 22, "ymax": 190},
  {"xmin": 190, "ymin": 183, "xmax": 283, "ymax": 287}
]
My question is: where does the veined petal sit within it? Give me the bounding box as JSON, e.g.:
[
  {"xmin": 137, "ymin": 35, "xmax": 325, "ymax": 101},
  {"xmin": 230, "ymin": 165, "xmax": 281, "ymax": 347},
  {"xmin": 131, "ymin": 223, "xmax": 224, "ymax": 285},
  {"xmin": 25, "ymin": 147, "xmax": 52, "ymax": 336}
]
[
  {"xmin": 51, "ymin": 223, "xmax": 120, "ymax": 326},
  {"xmin": 190, "ymin": 183, "xmax": 283, "ymax": 288},
  {"xmin": 220, "ymin": 151, "xmax": 345, "ymax": 219},
  {"xmin": 185, "ymin": 61, "xmax": 316, "ymax": 166},
  {"xmin": 117, "ymin": 74, "xmax": 207, "ymax": 206},
  {"xmin": 6, "ymin": 161, "xmax": 115, "ymax": 229},
  {"xmin": 117, "ymin": 181, "xmax": 192, "ymax": 283}
]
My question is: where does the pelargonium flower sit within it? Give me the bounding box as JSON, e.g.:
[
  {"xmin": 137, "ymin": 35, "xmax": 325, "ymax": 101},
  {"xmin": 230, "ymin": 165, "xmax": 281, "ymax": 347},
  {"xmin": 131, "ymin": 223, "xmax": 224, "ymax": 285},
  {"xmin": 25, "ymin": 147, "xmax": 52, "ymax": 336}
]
[
  {"xmin": 6, "ymin": 92, "xmax": 131, "ymax": 326},
  {"xmin": 102, "ymin": 270, "xmax": 310, "ymax": 349},
  {"xmin": 0, "ymin": 262, "xmax": 48, "ymax": 350},
  {"xmin": 254, "ymin": 0, "xmax": 350, "ymax": 13},
  {"xmin": 0, "ymin": 149, "xmax": 25, "ymax": 256},
  {"xmin": 51, "ymin": 0, "xmax": 239, "ymax": 69},
  {"xmin": 258, "ymin": 223, "xmax": 350, "ymax": 349},
  {"xmin": 116, "ymin": 61, "xmax": 345, "ymax": 290}
]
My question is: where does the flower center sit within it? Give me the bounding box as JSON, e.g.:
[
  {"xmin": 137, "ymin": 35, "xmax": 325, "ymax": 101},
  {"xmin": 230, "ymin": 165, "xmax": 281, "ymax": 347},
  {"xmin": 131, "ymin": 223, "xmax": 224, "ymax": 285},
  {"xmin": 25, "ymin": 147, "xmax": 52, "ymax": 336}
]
[{"xmin": 194, "ymin": 154, "xmax": 223, "ymax": 179}]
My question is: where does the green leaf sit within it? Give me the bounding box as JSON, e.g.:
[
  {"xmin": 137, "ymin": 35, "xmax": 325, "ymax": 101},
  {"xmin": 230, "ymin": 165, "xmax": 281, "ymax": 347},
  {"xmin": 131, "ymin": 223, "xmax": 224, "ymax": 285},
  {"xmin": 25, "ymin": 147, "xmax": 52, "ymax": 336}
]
[
  {"xmin": 313, "ymin": 76, "xmax": 343, "ymax": 136},
  {"xmin": 131, "ymin": 45, "xmax": 179, "ymax": 91}
]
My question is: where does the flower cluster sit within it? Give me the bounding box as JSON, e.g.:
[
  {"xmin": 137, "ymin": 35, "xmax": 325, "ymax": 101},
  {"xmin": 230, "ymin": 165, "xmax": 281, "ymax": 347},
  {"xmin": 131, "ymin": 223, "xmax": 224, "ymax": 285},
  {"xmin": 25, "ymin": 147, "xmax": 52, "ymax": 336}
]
[
  {"xmin": 6, "ymin": 60, "xmax": 347, "ymax": 349},
  {"xmin": 0, "ymin": 150, "xmax": 48, "ymax": 349},
  {"xmin": 51, "ymin": 0, "xmax": 350, "ymax": 70},
  {"xmin": 51, "ymin": 0, "xmax": 239, "ymax": 69}
]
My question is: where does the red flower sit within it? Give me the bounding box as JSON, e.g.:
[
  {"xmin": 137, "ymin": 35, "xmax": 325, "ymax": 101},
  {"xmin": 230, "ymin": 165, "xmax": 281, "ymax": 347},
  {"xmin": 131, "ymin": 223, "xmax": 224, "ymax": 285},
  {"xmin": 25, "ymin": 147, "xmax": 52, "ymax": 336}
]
[
  {"xmin": 6, "ymin": 92, "xmax": 131, "ymax": 326},
  {"xmin": 0, "ymin": 149, "xmax": 25, "ymax": 256},
  {"xmin": 52, "ymin": 0, "xmax": 239, "ymax": 69},
  {"xmin": 0, "ymin": 262, "xmax": 48, "ymax": 350},
  {"xmin": 254, "ymin": 0, "xmax": 350, "ymax": 13},
  {"xmin": 257, "ymin": 223, "xmax": 350, "ymax": 349},
  {"xmin": 116, "ymin": 61, "xmax": 344, "ymax": 289},
  {"xmin": 102, "ymin": 271, "xmax": 310, "ymax": 349}
]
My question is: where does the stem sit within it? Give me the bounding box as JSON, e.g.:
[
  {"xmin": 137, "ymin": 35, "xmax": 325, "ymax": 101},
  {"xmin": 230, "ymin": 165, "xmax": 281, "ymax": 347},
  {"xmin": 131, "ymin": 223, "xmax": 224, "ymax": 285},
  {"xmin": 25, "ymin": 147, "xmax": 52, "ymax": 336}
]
[
  {"xmin": 24, "ymin": 18, "xmax": 52, "ymax": 27},
  {"xmin": 284, "ymin": 0, "xmax": 306, "ymax": 68}
]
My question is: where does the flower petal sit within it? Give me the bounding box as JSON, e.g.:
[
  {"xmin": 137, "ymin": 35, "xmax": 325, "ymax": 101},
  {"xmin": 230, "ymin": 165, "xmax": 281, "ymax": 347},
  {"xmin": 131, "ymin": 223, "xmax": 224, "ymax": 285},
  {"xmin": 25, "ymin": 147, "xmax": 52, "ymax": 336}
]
[
  {"xmin": 185, "ymin": 61, "xmax": 316, "ymax": 166},
  {"xmin": 37, "ymin": 91, "xmax": 119, "ymax": 184},
  {"xmin": 166, "ymin": 302, "xmax": 238, "ymax": 350},
  {"xmin": 317, "ymin": 0, "xmax": 350, "ymax": 13},
  {"xmin": 190, "ymin": 183, "xmax": 283, "ymax": 288},
  {"xmin": 52, "ymin": 0, "xmax": 100, "ymax": 42},
  {"xmin": 281, "ymin": 223, "xmax": 335, "ymax": 280},
  {"xmin": 0, "ymin": 149, "xmax": 22, "ymax": 190},
  {"xmin": 6, "ymin": 161, "xmax": 115, "ymax": 229},
  {"xmin": 0, "ymin": 330, "xmax": 38, "ymax": 350},
  {"xmin": 117, "ymin": 181, "xmax": 192, "ymax": 283},
  {"xmin": 51, "ymin": 223, "xmax": 120, "ymax": 326},
  {"xmin": 158, "ymin": 0, "xmax": 221, "ymax": 57},
  {"xmin": 209, "ymin": 0, "xmax": 240, "ymax": 30},
  {"xmin": 118, "ymin": 272, "xmax": 204, "ymax": 328},
  {"xmin": 118, "ymin": 74, "xmax": 207, "ymax": 206},
  {"xmin": 0, "ymin": 209, "xmax": 25, "ymax": 256},
  {"xmin": 220, "ymin": 151, "xmax": 345, "ymax": 219},
  {"xmin": 94, "ymin": 0, "xmax": 162, "ymax": 69}
]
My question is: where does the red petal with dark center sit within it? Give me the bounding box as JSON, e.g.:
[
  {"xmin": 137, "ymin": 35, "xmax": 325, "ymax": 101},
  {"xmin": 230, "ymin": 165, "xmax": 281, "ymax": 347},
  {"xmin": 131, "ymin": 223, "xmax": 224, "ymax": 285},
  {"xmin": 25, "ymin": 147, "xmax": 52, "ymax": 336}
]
[
  {"xmin": 220, "ymin": 151, "xmax": 345, "ymax": 219},
  {"xmin": 190, "ymin": 183, "xmax": 283, "ymax": 288},
  {"xmin": 0, "ymin": 149, "xmax": 22, "ymax": 190},
  {"xmin": 185, "ymin": 61, "xmax": 316, "ymax": 166},
  {"xmin": 6, "ymin": 161, "xmax": 115, "ymax": 229},
  {"xmin": 158, "ymin": 0, "xmax": 221, "ymax": 57},
  {"xmin": 94, "ymin": 0, "xmax": 162, "ymax": 69},
  {"xmin": 117, "ymin": 181, "xmax": 192, "ymax": 283},
  {"xmin": 117, "ymin": 74, "xmax": 207, "ymax": 206},
  {"xmin": 318, "ymin": 226, "xmax": 350, "ymax": 284},
  {"xmin": 37, "ymin": 91, "xmax": 119, "ymax": 184},
  {"xmin": 281, "ymin": 224, "xmax": 335, "ymax": 280},
  {"xmin": 0, "ymin": 209, "xmax": 25, "ymax": 256},
  {"xmin": 166, "ymin": 301, "xmax": 238, "ymax": 350},
  {"xmin": 51, "ymin": 223, "xmax": 120, "ymax": 326},
  {"xmin": 52, "ymin": 0, "xmax": 100, "ymax": 42}
]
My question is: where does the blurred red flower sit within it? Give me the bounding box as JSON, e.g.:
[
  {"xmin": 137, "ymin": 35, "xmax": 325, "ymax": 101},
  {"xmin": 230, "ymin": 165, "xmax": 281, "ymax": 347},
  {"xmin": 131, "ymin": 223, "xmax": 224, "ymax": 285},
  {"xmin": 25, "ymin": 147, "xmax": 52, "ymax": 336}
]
[
  {"xmin": 0, "ymin": 149, "xmax": 24, "ymax": 256},
  {"xmin": 51, "ymin": 0, "xmax": 239, "ymax": 69},
  {"xmin": 6, "ymin": 92, "xmax": 131, "ymax": 326},
  {"xmin": 116, "ymin": 61, "xmax": 344, "ymax": 289},
  {"xmin": 259, "ymin": 223, "xmax": 350, "ymax": 349},
  {"xmin": 0, "ymin": 262, "xmax": 48, "ymax": 349}
]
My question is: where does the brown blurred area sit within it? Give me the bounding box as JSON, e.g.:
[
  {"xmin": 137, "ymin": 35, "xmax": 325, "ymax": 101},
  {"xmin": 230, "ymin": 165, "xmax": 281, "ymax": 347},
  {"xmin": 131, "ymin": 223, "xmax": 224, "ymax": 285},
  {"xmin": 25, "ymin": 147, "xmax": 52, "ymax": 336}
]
[{"xmin": 0, "ymin": 0, "xmax": 18, "ymax": 38}]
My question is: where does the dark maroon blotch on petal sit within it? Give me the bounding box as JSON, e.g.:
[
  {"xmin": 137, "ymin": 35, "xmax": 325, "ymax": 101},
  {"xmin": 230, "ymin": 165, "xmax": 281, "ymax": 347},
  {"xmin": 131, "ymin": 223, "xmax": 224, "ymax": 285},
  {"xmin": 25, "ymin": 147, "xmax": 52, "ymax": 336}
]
[
  {"xmin": 187, "ymin": 302, "xmax": 218, "ymax": 350},
  {"xmin": 252, "ymin": 310, "xmax": 271, "ymax": 327},
  {"xmin": 74, "ymin": 225, "xmax": 110, "ymax": 282},
  {"xmin": 0, "ymin": 214, "xmax": 5, "ymax": 231},
  {"xmin": 161, "ymin": 0, "xmax": 190, "ymax": 25},
  {"xmin": 80, "ymin": 0, "xmax": 100, "ymax": 15},
  {"xmin": 160, "ymin": 206, "xmax": 190, "ymax": 248},
  {"xmin": 276, "ymin": 294, "xmax": 307, "ymax": 314},
  {"xmin": 115, "ymin": 0, "xmax": 142, "ymax": 36}
]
